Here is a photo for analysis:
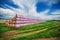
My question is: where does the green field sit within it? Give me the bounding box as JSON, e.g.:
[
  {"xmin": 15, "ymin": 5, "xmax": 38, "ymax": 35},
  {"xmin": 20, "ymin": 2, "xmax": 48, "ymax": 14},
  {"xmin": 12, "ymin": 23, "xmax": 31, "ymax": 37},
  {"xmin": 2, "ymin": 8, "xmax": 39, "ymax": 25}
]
[{"xmin": 0, "ymin": 20, "xmax": 60, "ymax": 40}]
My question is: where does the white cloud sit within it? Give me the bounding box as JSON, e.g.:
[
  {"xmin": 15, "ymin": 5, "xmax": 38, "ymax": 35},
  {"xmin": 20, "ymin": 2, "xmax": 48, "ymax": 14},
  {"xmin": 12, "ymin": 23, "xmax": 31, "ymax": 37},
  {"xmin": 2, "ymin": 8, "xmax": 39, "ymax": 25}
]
[
  {"xmin": 13, "ymin": 0, "xmax": 36, "ymax": 9},
  {"xmin": 51, "ymin": 10, "xmax": 60, "ymax": 15},
  {"xmin": 28, "ymin": 5, "xmax": 50, "ymax": 18},
  {"xmin": 0, "ymin": 8, "xmax": 16, "ymax": 19}
]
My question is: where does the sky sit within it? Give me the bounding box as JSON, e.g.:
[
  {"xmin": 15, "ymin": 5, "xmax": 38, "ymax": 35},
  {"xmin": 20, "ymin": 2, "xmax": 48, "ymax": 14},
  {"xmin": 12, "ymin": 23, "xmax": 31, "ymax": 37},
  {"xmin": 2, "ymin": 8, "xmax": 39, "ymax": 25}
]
[{"xmin": 0, "ymin": 0, "xmax": 60, "ymax": 20}]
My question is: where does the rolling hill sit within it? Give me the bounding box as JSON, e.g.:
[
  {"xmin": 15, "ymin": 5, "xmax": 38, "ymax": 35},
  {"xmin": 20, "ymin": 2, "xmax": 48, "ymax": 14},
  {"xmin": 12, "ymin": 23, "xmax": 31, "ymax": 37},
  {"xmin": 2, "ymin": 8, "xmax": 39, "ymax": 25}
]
[{"xmin": 0, "ymin": 20, "xmax": 60, "ymax": 40}]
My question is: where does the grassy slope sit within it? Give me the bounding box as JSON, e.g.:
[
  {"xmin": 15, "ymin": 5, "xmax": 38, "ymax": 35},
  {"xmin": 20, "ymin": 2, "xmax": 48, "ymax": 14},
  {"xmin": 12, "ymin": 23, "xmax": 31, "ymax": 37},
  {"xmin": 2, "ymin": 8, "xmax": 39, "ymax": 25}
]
[{"xmin": 0, "ymin": 20, "xmax": 60, "ymax": 40}]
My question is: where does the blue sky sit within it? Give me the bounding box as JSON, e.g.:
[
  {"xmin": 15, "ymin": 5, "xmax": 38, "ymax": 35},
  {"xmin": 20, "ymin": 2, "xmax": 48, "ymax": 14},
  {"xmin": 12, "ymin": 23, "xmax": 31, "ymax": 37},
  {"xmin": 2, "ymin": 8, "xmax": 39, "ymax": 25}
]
[
  {"xmin": 36, "ymin": 2, "xmax": 49, "ymax": 12},
  {"xmin": 0, "ymin": 0, "xmax": 19, "ymax": 9},
  {"xmin": 0, "ymin": 0, "xmax": 60, "ymax": 20}
]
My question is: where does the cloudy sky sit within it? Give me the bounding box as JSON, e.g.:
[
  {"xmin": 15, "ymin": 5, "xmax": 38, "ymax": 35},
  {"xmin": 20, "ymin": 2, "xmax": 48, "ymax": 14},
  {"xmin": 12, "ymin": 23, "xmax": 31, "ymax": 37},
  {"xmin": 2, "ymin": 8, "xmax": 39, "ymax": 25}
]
[{"xmin": 0, "ymin": 0, "xmax": 60, "ymax": 20}]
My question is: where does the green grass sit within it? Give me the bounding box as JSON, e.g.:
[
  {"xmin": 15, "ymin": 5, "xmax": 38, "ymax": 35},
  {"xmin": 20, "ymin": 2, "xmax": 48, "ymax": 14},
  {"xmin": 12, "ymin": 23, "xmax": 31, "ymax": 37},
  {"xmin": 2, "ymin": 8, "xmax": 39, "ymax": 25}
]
[{"xmin": 0, "ymin": 20, "xmax": 60, "ymax": 40}]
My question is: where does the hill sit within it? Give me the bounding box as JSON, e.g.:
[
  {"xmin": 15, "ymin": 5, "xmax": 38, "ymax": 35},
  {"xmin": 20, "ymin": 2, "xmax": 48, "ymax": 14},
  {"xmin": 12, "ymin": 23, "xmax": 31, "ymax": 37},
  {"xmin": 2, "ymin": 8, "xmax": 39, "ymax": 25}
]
[{"xmin": 0, "ymin": 20, "xmax": 60, "ymax": 40}]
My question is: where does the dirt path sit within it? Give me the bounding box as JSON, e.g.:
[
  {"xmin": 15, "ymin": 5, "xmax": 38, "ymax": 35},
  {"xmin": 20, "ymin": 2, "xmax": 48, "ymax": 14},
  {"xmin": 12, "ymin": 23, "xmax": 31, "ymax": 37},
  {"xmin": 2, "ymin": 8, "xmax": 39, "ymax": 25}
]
[
  {"xmin": 2, "ymin": 28, "xmax": 48, "ymax": 40},
  {"xmin": 0, "ymin": 29, "xmax": 37, "ymax": 36},
  {"xmin": 0, "ymin": 30, "xmax": 19, "ymax": 36},
  {"xmin": 0, "ymin": 26, "xmax": 48, "ymax": 37},
  {"xmin": 34, "ymin": 37, "xmax": 60, "ymax": 40}
]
